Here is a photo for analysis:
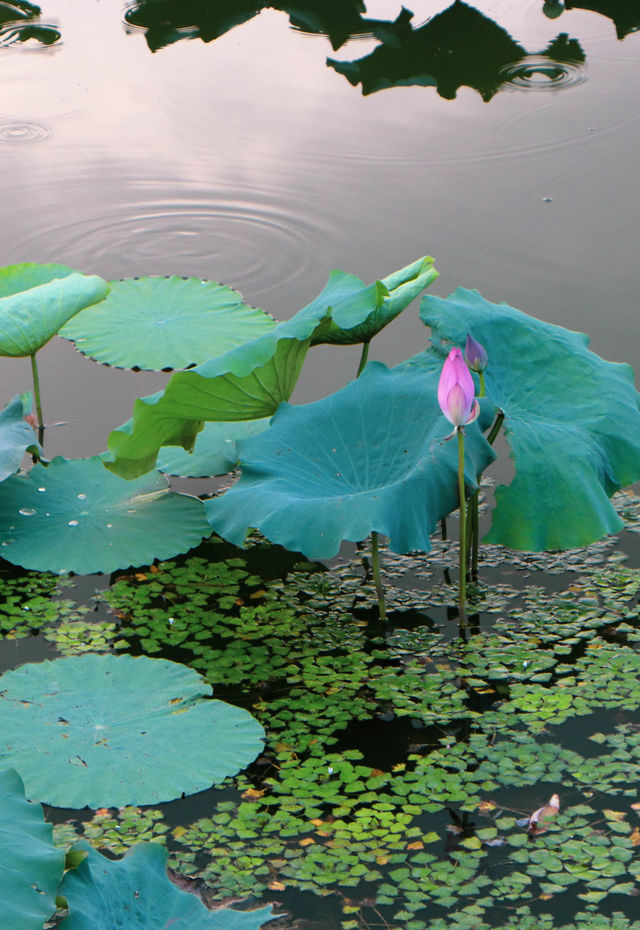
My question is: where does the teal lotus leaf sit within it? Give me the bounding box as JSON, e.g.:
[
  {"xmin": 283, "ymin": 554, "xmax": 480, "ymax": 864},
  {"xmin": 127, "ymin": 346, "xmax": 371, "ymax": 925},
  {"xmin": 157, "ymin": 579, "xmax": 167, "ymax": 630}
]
[
  {"xmin": 0, "ymin": 655, "xmax": 265, "ymax": 808},
  {"xmin": 414, "ymin": 287, "xmax": 640, "ymax": 550},
  {"xmin": 205, "ymin": 361, "xmax": 496, "ymax": 559},
  {"xmin": 60, "ymin": 276, "xmax": 276, "ymax": 370},
  {"xmin": 0, "ymin": 456, "xmax": 210, "ymax": 574},
  {"xmin": 0, "ymin": 393, "xmax": 39, "ymax": 481},
  {"xmin": 157, "ymin": 417, "xmax": 271, "ymax": 477},
  {"xmin": 0, "ymin": 767, "xmax": 65, "ymax": 930},
  {"xmin": 59, "ymin": 843, "xmax": 275, "ymax": 930},
  {"xmin": 104, "ymin": 258, "xmax": 436, "ymax": 480},
  {"xmin": 0, "ymin": 263, "xmax": 109, "ymax": 356}
]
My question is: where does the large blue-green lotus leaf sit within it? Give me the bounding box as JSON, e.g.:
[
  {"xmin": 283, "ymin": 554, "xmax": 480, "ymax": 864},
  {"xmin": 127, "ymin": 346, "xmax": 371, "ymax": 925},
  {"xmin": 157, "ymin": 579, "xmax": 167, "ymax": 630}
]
[
  {"xmin": 0, "ymin": 393, "xmax": 39, "ymax": 481},
  {"xmin": 59, "ymin": 842, "xmax": 275, "ymax": 930},
  {"xmin": 413, "ymin": 287, "xmax": 640, "ymax": 550},
  {"xmin": 309, "ymin": 256, "xmax": 438, "ymax": 345},
  {"xmin": 0, "ymin": 456, "xmax": 210, "ymax": 574},
  {"xmin": 205, "ymin": 362, "xmax": 496, "ymax": 559},
  {"xmin": 0, "ymin": 262, "xmax": 109, "ymax": 356},
  {"xmin": 104, "ymin": 258, "xmax": 436, "ymax": 480},
  {"xmin": 60, "ymin": 276, "xmax": 277, "ymax": 370},
  {"xmin": 0, "ymin": 654, "xmax": 265, "ymax": 808},
  {"xmin": 157, "ymin": 417, "xmax": 271, "ymax": 477},
  {"xmin": 0, "ymin": 767, "xmax": 65, "ymax": 930}
]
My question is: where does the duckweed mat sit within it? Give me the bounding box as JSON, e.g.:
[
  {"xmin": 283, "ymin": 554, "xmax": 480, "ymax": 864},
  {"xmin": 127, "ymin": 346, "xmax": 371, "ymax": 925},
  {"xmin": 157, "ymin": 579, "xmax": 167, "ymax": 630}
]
[{"xmin": 4, "ymin": 490, "xmax": 640, "ymax": 929}]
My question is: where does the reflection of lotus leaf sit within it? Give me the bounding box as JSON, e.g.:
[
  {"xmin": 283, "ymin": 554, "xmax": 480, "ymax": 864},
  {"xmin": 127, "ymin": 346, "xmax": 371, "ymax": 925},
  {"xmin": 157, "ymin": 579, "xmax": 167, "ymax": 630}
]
[
  {"xmin": 411, "ymin": 287, "xmax": 640, "ymax": 550},
  {"xmin": 328, "ymin": 0, "xmax": 526, "ymax": 100},
  {"xmin": 60, "ymin": 276, "xmax": 276, "ymax": 370},
  {"xmin": 0, "ymin": 456, "xmax": 210, "ymax": 574},
  {"xmin": 565, "ymin": 0, "xmax": 640, "ymax": 39},
  {"xmin": 205, "ymin": 362, "xmax": 496, "ymax": 559},
  {"xmin": 0, "ymin": 767, "xmax": 65, "ymax": 930},
  {"xmin": 59, "ymin": 842, "xmax": 275, "ymax": 929},
  {"xmin": 0, "ymin": 655, "xmax": 265, "ymax": 808}
]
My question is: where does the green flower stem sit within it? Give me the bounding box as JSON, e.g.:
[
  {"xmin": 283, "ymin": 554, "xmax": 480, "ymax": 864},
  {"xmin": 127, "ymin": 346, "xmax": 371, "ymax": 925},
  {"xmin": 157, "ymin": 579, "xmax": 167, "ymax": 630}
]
[
  {"xmin": 370, "ymin": 531, "xmax": 387, "ymax": 621},
  {"xmin": 457, "ymin": 427, "xmax": 467, "ymax": 624},
  {"xmin": 30, "ymin": 352, "xmax": 44, "ymax": 431},
  {"xmin": 466, "ymin": 408, "xmax": 505, "ymax": 580},
  {"xmin": 356, "ymin": 340, "xmax": 370, "ymax": 378},
  {"xmin": 478, "ymin": 371, "xmax": 485, "ymax": 398}
]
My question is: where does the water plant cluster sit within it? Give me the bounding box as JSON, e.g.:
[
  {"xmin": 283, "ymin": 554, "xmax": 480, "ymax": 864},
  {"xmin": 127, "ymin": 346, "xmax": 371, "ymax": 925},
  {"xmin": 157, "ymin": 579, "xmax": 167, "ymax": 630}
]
[{"xmin": 2, "ymin": 255, "xmax": 640, "ymax": 928}]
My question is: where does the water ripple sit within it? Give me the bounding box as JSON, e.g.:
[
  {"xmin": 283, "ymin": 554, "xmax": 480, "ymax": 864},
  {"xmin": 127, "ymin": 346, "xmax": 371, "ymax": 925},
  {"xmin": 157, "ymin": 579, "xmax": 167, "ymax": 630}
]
[
  {"xmin": 0, "ymin": 118, "xmax": 51, "ymax": 142},
  {"xmin": 499, "ymin": 55, "xmax": 587, "ymax": 93}
]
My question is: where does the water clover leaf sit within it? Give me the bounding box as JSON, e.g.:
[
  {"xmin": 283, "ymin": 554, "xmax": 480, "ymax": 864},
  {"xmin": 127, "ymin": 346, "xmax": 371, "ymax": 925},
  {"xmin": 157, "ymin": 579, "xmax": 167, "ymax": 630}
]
[
  {"xmin": 60, "ymin": 276, "xmax": 277, "ymax": 370},
  {"xmin": 104, "ymin": 258, "xmax": 436, "ymax": 479},
  {"xmin": 0, "ymin": 262, "xmax": 109, "ymax": 356},
  {"xmin": 205, "ymin": 362, "xmax": 496, "ymax": 559},
  {"xmin": 413, "ymin": 287, "xmax": 640, "ymax": 550},
  {"xmin": 0, "ymin": 393, "xmax": 39, "ymax": 481},
  {"xmin": 0, "ymin": 654, "xmax": 265, "ymax": 808},
  {"xmin": 58, "ymin": 842, "xmax": 275, "ymax": 930},
  {"xmin": 0, "ymin": 767, "xmax": 65, "ymax": 930},
  {"xmin": 0, "ymin": 456, "xmax": 210, "ymax": 574}
]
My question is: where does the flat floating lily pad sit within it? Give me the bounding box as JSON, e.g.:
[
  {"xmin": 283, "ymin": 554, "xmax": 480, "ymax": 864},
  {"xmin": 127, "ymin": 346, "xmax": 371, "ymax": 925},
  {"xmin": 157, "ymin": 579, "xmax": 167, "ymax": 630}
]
[
  {"xmin": 0, "ymin": 456, "xmax": 211, "ymax": 574},
  {"xmin": 60, "ymin": 276, "xmax": 276, "ymax": 370},
  {"xmin": 0, "ymin": 654, "xmax": 265, "ymax": 808},
  {"xmin": 59, "ymin": 842, "xmax": 275, "ymax": 930},
  {"xmin": 0, "ymin": 767, "xmax": 64, "ymax": 930}
]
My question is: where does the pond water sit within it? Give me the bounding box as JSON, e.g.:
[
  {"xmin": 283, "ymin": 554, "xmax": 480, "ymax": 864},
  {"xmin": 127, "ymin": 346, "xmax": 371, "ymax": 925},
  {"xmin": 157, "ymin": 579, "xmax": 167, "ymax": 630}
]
[{"xmin": 2, "ymin": 2, "xmax": 640, "ymax": 929}]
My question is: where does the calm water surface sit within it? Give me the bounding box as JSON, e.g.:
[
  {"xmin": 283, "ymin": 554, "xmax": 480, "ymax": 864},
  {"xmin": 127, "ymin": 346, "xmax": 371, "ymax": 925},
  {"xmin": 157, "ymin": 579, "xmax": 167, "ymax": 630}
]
[{"xmin": 0, "ymin": 0, "xmax": 638, "ymax": 457}]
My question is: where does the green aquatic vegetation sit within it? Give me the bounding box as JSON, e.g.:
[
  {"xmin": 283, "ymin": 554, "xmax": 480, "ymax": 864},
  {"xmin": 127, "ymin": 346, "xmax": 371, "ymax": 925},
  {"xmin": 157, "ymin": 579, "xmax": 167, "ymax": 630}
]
[
  {"xmin": 53, "ymin": 806, "xmax": 169, "ymax": 857},
  {"xmin": 0, "ymin": 654, "xmax": 264, "ymax": 808},
  {"xmin": 0, "ymin": 767, "xmax": 65, "ymax": 930},
  {"xmin": 60, "ymin": 276, "xmax": 277, "ymax": 370}
]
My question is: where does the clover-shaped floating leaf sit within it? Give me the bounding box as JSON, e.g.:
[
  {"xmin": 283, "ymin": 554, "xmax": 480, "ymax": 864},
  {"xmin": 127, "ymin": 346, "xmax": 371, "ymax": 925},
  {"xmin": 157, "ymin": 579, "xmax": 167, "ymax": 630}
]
[
  {"xmin": 0, "ymin": 393, "xmax": 39, "ymax": 482},
  {"xmin": 414, "ymin": 287, "xmax": 640, "ymax": 550},
  {"xmin": 58, "ymin": 843, "xmax": 275, "ymax": 930},
  {"xmin": 0, "ymin": 767, "xmax": 65, "ymax": 930},
  {"xmin": 0, "ymin": 456, "xmax": 210, "ymax": 574},
  {"xmin": 205, "ymin": 362, "xmax": 496, "ymax": 559},
  {"xmin": 105, "ymin": 258, "xmax": 437, "ymax": 479},
  {"xmin": 0, "ymin": 263, "xmax": 109, "ymax": 357},
  {"xmin": 60, "ymin": 276, "xmax": 277, "ymax": 370},
  {"xmin": 157, "ymin": 417, "xmax": 271, "ymax": 477},
  {"xmin": 0, "ymin": 654, "xmax": 265, "ymax": 808}
]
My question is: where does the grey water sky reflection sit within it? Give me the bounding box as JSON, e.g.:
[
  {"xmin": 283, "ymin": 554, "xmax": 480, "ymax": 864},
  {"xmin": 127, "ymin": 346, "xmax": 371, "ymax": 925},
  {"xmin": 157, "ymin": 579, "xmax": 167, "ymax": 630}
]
[{"xmin": 0, "ymin": 0, "xmax": 638, "ymax": 459}]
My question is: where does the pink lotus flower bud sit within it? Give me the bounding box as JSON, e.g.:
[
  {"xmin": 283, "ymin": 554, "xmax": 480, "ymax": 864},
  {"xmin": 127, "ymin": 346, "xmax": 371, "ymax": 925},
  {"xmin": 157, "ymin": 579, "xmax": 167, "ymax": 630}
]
[
  {"xmin": 437, "ymin": 347, "xmax": 480, "ymax": 428},
  {"xmin": 464, "ymin": 334, "xmax": 488, "ymax": 374}
]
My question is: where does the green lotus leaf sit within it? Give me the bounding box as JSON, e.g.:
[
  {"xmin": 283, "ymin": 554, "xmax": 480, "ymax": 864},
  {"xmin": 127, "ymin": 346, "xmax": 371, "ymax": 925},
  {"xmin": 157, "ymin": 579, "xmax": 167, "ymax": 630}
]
[
  {"xmin": 414, "ymin": 287, "xmax": 640, "ymax": 550},
  {"xmin": 0, "ymin": 654, "xmax": 265, "ymax": 808},
  {"xmin": 104, "ymin": 258, "xmax": 436, "ymax": 480},
  {"xmin": 59, "ymin": 842, "xmax": 274, "ymax": 930},
  {"xmin": 0, "ymin": 263, "xmax": 109, "ymax": 356},
  {"xmin": 0, "ymin": 393, "xmax": 39, "ymax": 481},
  {"xmin": 0, "ymin": 767, "xmax": 65, "ymax": 930},
  {"xmin": 0, "ymin": 456, "xmax": 210, "ymax": 574},
  {"xmin": 156, "ymin": 417, "xmax": 271, "ymax": 477},
  {"xmin": 205, "ymin": 361, "xmax": 496, "ymax": 559},
  {"xmin": 312, "ymin": 256, "xmax": 438, "ymax": 345},
  {"xmin": 60, "ymin": 276, "xmax": 276, "ymax": 370}
]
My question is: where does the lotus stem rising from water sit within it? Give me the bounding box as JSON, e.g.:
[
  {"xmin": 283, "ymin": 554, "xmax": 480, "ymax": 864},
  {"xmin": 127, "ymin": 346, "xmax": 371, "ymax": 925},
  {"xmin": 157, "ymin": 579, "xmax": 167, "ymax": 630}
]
[{"xmin": 437, "ymin": 346, "xmax": 479, "ymax": 622}]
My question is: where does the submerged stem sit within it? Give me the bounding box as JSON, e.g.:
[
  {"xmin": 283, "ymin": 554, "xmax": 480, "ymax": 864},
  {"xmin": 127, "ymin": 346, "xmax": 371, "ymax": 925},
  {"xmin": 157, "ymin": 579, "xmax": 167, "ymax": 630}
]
[
  {"xmin": 356, "ymin": 341, "xmax": 370, "ymax": 378},
  {"xmin": 370, "ymin": 531, "xmax": 387, "ymax": 622},
  {"xmin": 457, "ymin": 427, "xmax": 467, "ymax": 625},
  {"xmin": 30, "ymin": 353, "xmax": 44, "ymax": 434}
]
